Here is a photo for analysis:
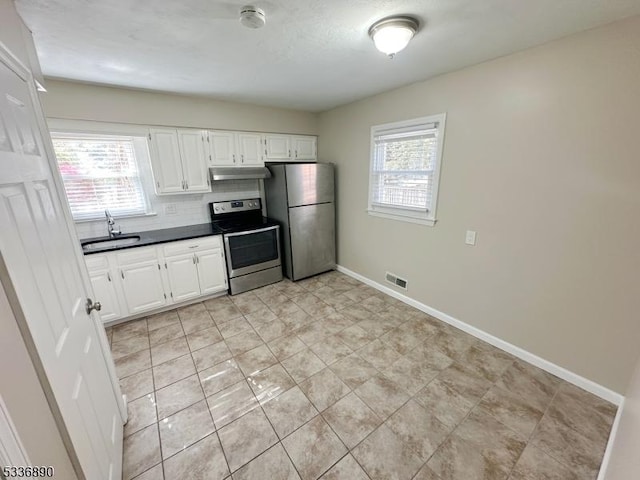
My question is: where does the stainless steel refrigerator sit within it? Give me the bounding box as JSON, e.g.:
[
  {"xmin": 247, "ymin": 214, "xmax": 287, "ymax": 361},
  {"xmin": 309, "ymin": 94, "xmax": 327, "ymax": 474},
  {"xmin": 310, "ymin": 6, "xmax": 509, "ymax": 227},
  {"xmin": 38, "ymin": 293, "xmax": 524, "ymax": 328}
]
[{"xmin": 264, "ymin": 163, "xmax": 335, "ymax": 281}]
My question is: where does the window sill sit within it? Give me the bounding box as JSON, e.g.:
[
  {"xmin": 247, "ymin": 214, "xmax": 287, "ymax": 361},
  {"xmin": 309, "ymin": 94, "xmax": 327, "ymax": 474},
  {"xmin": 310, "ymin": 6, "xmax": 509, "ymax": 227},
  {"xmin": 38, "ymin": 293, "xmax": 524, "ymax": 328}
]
[
  {"xmin": 367, "ymin": 209, "xmax": 436, "ymax": 227},
  {"xmin": 74, "ymin": 212, "xmax": 157, "ymax": 224}
]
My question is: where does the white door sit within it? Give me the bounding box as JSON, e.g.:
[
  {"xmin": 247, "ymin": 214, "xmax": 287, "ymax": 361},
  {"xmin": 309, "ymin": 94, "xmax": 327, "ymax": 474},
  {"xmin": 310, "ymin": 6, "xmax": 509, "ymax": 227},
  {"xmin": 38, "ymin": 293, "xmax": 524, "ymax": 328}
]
[
  {"xmin": 196, "ymin": 248, "xmax": 228, "ymax": 295},
  {"xmin": 120, "ymin": 261, "xmax": 167, "ymax": 314},
  {"xmin": 177, "ymin": 129, "xmax": 210, "ymax": 192},
  {"xmin": 237, "ymin": 132, "xmax": 264, "ymax": 166},
  {"xmin": 208, "ymin": 131, "xmax": 237, "ymax": 166},
  {"xmin": 0, "ymin": 52, "xmax": 122, "ymax": 479},
  {"xmin": 89, "ymin": 271, "xmax": 121, "ymax": 322},
  {"xmin": 165, "ymin": 253, "xmax": 201, "ymax": 302},
  {"xmin": 293, "ymin": 136, "xmax": 317, "ymax": 161},
  {"xmin": 148, "ymin": 128, "xmax": 183, "ymax": 193},
  {"xmin": 264, "ymin": 134, "xmax": 291, "ymax": 160}
]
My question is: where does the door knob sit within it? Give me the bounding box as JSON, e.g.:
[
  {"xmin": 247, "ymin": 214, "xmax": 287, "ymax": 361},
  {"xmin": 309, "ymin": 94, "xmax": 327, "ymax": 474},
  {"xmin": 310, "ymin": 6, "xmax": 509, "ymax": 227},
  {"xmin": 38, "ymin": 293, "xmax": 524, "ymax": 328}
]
[{"xmin": 86, "ymin": 298, "xmax": 102, "ymax": 315}]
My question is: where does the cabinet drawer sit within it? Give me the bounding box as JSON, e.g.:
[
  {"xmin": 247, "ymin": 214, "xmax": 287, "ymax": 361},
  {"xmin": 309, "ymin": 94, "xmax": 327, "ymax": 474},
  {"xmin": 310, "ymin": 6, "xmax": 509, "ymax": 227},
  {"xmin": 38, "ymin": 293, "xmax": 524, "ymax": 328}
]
[
  {"xmin": 85, "ymin": 254, "xmax": 109, "ymax": 272},
  {"xmin": 163, "ymin": 236, "xmax": 221, "ymax": 257},
  {"xmin": 116, "ymin": 246, "xmax": 159, "ymax": 266}
]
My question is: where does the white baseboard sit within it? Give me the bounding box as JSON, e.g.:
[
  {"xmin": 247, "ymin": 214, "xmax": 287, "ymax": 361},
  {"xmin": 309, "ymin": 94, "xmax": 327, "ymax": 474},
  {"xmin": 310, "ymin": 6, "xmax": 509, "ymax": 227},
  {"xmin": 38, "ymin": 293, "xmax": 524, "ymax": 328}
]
[
  {"xmin": 336, "ymin": 265, "xmax": 624, "ymax": 406},
  {"xmin": 597, "ymin": 397, "xmax": 625, "ymax": 479}
]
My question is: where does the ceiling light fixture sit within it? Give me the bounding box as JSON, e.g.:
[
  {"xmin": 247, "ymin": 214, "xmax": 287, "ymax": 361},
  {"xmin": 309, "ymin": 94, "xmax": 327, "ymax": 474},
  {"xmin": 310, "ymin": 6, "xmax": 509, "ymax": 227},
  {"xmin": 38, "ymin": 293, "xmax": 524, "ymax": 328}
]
[
  {"xmin": 240, "ymin": 5, "xmax": 266, "ymax": 29},
  {"xmin": 368, "ymin": 16, "xmax": 419, "ymax": 58}
]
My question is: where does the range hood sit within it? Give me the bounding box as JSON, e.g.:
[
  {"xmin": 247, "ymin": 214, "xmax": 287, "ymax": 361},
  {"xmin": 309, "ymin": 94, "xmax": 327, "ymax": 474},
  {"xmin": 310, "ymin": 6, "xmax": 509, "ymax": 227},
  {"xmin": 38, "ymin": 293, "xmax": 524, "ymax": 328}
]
[{"xmin": 209, "ymin": 166, "xmax": 272, "ymax": 181}]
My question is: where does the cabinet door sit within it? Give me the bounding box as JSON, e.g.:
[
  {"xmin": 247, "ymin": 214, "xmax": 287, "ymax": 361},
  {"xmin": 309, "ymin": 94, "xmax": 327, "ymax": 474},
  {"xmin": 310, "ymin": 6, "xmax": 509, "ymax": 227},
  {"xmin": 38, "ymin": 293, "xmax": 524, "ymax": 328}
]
[
  {"xmin": 264, "ymin": 134, "xmax": 292, "ymax": 160},
  {"xmin": 293, "ymin": 136, "xmax": 317, "ymax": 161},
  {"xmin": 149, "ymin": 128, "xmax": 184, "ymax": 194},
  {"xmin": 89, "ymin": 270, "xmax": 121, "ymax": 322},
  {"xmin": 165, "ymin": 253, "xmax": 202, "ymax": 303},
  {"xmin": 208, "ymin": 131, "xmax": 237, "ymax": 166},
  {"xmin": 120, "ymin": 261, "xmax": 167, "ymax": 314},
  {"xmin": 237, "ymin": 133, "xmax": 264, "ymax": 166},
  {"xmin": 196, "ymin": 248, "xmax": 228, "ymax": 295},
  {"xmin": 177, "ymin": 129, "xmax": 210, "ymax": 192}
]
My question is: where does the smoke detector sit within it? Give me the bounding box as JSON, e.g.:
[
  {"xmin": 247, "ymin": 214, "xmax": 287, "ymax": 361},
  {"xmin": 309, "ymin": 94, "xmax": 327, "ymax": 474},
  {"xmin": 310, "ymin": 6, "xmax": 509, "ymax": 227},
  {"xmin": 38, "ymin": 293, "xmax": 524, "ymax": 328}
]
[{"xmin": 240, "ymin": 5, "xmax": 266, "ymax": 29}]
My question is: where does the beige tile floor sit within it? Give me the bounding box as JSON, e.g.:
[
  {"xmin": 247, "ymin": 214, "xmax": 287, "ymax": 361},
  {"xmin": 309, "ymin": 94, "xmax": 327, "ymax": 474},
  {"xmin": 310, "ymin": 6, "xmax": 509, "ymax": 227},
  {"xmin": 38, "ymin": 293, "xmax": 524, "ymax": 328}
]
[{"xmin": 107, "ymin": 271, "xmax": 617, "ymax": 480}]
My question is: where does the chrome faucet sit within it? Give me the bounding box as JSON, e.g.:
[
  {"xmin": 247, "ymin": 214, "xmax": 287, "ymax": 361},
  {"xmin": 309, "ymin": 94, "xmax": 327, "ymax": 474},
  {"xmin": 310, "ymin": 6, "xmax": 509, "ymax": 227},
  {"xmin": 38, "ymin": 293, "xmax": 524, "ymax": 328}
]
[{"xmin": 105, "ymin": 209, "xmax": 121, "ymax": 237}]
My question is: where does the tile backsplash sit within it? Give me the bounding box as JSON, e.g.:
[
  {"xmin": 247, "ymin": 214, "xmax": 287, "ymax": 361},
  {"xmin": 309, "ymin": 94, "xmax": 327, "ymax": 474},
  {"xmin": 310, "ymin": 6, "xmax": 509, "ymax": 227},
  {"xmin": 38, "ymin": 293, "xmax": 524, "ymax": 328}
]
[{"xmin": 75, "ymin": 179, "xmax": 261, "ymax": 239}]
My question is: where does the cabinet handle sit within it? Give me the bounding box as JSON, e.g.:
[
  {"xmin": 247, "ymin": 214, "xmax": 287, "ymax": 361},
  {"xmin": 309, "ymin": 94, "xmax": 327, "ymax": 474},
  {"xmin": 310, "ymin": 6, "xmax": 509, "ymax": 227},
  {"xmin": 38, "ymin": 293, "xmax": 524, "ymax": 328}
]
[
  {"xmin": 157, "ymin": 263, "xmax": 161, "ymax": 270},
  {"xmin": 241, "ymin": 154, "xmax": 244, "ymax": 163},
  {"xmin": 107, "ymin": 272, "xmax": 111, "ymax": 282},
  {"xmin": 165, "ymin": 262, "xmax": 167, "ymax": 269},
  {"xmin": 193, "ymin": 254, "xmax": 196, "ymax": 264},
  {"xmin": 232, "ymin": 154, "xmax": 236, "ymax": 163},
  {"xmin": 188, "ymin": 245, "xmax": 199, "ymax": 249},
  {"xmin": 295, "ymin": 150, "xmax": 298, "ymax": 158},
  {"xmin": 196, "ymin": 255, "xmax": 200, "ymax": 264},
  {"xmin": 185, "ymin": 181, "xmax": 188, "ymax": 189},
  {"xmin": 288, "ymin": 149, "xmax": 291, "ymax": 157},
  {"xmin": 156, "ymin": 181, "xmax": 160, "ymax": 188},
  {"xmin": 121, "ymin": 270, "xmax": 125, "ymax": 279}
]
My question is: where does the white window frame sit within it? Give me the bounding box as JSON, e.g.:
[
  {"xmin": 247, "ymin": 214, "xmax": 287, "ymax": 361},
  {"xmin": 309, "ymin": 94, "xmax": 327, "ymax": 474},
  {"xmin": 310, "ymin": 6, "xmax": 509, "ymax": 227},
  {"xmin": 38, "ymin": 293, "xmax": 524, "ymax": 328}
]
[
  {"xmin": 368, "ymin": 113, "xmax": 446, "ymax": 226},
  {"xmin": 48, "ymin": 120, "xmax": 155, "ymax": 222}
]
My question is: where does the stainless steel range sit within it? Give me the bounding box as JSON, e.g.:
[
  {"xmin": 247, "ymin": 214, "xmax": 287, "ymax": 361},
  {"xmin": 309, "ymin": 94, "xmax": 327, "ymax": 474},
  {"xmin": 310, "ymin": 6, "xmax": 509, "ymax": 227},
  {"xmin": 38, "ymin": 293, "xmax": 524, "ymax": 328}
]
[{"xmin": 209, "ymin": 198, "xmax": 282, "ymax": 295}]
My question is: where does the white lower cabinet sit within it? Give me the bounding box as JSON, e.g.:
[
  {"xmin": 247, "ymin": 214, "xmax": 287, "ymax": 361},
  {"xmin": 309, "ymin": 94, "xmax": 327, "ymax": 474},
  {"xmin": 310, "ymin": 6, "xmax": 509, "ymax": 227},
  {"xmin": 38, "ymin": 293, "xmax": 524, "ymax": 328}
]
[
  {"xmin": 120, "ymin": 260, "xmax": 167, "ymax": 314},
  {"xmin": 196, "ymin": 248, "xmax": 227, "ymax": 295},
  {"xmin": 86, "ymin": 255, "xmax": 122, "ymax": 322},
  {"xmin": 162, "ymin": 237, "xmax": 227, "ymax": 300},
  {"xmin": 84, "ymin": 235, "xmax": 227, "ymax": 323},
  {"xmin": 165, "ymin": 253, "xmax": 202, "ymax": 303}
]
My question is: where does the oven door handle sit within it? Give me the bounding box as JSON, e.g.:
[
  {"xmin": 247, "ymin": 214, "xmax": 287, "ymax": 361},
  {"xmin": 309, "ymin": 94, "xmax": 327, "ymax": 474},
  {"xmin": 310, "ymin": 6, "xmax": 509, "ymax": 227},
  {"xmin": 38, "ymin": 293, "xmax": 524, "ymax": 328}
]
[{"xmin": 224, "ymin": 225, "xmax": 279, "ymax": 238}]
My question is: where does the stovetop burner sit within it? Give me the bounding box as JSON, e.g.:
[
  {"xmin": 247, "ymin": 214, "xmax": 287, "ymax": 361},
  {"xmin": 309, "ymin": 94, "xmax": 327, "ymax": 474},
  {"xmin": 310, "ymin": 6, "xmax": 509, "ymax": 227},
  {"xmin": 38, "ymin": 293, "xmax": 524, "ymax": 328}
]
[{"xmin": 208, "ymin": 197, "xmax": 279, "ymax": 234}]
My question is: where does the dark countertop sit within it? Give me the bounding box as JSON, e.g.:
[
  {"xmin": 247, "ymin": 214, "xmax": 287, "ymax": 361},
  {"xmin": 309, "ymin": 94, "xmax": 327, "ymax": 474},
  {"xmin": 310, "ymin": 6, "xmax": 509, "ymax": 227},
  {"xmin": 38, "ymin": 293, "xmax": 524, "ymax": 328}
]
[{"xmin": 81, "ymin": 223, "xmax": 222, "ymax": 255}]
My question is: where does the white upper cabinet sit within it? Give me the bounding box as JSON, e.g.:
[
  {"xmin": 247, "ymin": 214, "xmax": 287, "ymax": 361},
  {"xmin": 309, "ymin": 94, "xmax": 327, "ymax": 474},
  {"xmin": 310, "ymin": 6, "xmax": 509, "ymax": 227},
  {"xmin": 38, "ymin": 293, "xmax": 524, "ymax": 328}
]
[
  {"xmin": 264, "ymin": 134, "xmax": 292, "ymax": 160},
  {"xmin": 237, "ymin": 132, "xmax": 264, "ymax": 166},
  {"xmin": 263, "ymin": 134, "xmax": 317, "ymax": 162},
  {"xmin": 208, "ymin": 131, "xmax": 237, "ymax": 166},
  {"xmin": 177, "ymin": 129, "xmax": 210, "ymax": 192},
  {"xmin": 207, "ymin": 131, "xmax": 264, "ymax": 167},
  {"xmin": 293, "ymin": 136, "xmax": 317, "ymax": 160},
  {"xmin": 149, "ymin": 127, "xmax": 210, "ymax": 194},
  {"xmin": 148, "ymin": 128, "xmax": 183, "ymax": 193}
]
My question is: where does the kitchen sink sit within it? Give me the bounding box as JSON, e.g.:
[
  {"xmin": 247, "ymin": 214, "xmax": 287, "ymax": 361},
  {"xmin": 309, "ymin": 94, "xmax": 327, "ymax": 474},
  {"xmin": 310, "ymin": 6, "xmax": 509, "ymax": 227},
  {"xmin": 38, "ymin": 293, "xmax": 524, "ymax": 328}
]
[{"xmin": 82, "ymin": 235, "xmax": 141, "ymax": 251}]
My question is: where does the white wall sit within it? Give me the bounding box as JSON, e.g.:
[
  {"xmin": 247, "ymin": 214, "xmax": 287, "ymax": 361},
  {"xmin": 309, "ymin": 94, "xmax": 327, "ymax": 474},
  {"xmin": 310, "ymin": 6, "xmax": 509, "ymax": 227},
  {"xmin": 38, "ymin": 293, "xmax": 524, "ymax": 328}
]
[
  {"xmin": 603, "ymin": 353, "xmax": 640, "ymax": 478},
  {"xmin": 318, "ymin": 15, "xmax": 640, "ymax": 393},
  {"xmin": 40, "ymin": 82, "xmax": 318, "ymax": 237}
]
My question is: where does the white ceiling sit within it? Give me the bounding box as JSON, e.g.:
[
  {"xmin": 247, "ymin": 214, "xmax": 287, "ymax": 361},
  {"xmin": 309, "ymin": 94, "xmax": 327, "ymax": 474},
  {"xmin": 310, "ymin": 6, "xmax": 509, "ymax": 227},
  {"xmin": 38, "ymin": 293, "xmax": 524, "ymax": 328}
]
[{"xmin": 15, "ymin": 0, "xmax": 640, "ymax": 112}]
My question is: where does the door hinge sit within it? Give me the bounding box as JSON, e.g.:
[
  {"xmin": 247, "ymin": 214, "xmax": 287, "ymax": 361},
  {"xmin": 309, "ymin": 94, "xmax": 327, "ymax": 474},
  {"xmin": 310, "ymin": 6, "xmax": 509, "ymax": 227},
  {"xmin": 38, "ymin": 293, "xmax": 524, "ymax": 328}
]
[
  {"xmin": 170, "ymin": 292, "xmax": 173, "ymax": 298},
  {"xmin": 164, "ymin": 293, "xmax": 167, "ymax": 299},
  {"xmin": 107, "ymin": 272, "xmax": 111, "ymax": 282},
  {"xmin": 157, "ymin": 263, "xmax": 161, "ymax": 270},
  {"xmin": 148, "ymin": 133, "xmax": 151, "ymax": 141}
]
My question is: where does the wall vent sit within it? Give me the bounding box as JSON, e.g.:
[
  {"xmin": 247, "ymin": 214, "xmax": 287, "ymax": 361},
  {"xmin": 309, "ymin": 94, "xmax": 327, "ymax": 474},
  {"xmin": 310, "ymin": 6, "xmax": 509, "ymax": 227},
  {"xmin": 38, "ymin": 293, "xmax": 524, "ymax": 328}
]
[{"xmin": 385, "ymin": 271, "xmax": 408, "ymax": 290}]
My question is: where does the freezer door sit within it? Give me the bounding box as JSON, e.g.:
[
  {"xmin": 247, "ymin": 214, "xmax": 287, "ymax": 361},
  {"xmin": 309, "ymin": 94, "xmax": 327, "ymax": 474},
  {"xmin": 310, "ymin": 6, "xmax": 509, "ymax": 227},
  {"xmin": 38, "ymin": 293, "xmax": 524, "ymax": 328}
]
[
  {"xmin": 285, "ymin": 163, "xmax": 334, "ymax": 207},
  {"xmin": 289, "ymin": 202, "xmax": 336, "ymax": 280}
]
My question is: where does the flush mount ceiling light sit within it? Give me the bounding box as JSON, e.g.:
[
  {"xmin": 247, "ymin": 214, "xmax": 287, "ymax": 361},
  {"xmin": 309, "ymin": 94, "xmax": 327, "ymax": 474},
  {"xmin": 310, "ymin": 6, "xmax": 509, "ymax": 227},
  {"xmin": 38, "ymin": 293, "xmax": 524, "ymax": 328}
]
[
  {"xmin": 240, "ymin": 5, "xmax": 266, "ymax": 29},
  {"xmin": 368, "ymin": 16, "xmax": 419, "ymax": 58}
]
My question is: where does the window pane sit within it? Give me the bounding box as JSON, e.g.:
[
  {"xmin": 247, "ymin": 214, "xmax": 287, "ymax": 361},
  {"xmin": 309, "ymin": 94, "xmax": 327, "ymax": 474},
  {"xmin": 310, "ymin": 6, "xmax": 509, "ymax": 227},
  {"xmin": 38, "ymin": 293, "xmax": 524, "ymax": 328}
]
[
  {"xmin": 372, "ymin": 173, "xmax": 432, "ymax": 209},
  {"xmin": 51, "ymin": 135, "xmax": 148, "ymax": 220}
]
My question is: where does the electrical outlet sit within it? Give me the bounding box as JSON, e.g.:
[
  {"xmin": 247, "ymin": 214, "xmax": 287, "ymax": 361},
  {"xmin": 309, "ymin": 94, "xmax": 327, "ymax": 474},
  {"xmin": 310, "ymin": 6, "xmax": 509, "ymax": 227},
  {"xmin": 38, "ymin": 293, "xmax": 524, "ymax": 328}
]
[
  {"xmin": 164, "ymin": 204, "xmax": 177, "ymax": 215},
  {"xmin": 465, "ymin": 230, "xmax": 477, "ymax": 246}
]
